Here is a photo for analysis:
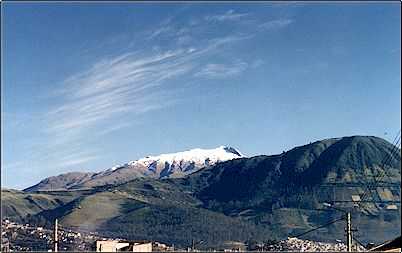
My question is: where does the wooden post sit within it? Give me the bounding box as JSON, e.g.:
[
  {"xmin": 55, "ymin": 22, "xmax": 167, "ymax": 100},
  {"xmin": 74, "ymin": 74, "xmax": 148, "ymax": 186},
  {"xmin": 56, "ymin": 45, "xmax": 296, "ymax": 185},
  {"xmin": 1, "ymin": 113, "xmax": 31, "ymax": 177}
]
[
  {"xmin": 346, "ymin": 212, "xmax": 352, "ymax": 252},
  {"xmin": 54, "ymin": 217, "xmax": 58, "ymax": 252}
]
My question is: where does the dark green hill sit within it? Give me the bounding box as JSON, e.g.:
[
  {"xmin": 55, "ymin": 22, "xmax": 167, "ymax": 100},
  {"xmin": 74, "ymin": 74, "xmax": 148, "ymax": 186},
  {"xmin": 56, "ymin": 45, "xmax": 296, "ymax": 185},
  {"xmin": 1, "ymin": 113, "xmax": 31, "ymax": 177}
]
[
  {"xmin": 171, "ymin": 136, "xmax": 400, "ymax": 243},
  {"xmin": 297, "ymin": 136, "xmax": 400, "ymax": 185},
  {"xmin": 183, "ymin": 136, "xmax": 399, "ymax": 211}
]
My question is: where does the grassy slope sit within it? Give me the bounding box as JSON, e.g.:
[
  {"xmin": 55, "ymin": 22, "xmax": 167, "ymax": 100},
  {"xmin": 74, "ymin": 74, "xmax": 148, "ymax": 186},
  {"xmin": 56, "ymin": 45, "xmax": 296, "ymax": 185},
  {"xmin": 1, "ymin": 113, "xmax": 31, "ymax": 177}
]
[
  {"xmin": 98, "ymin": 179, "xmax": 279, "ymax": 248},
  {"xmin": 1, "ymin": 189, "xmax": 83, "ymax": 222},
  {"xmin": 26, "ymin": 179, "xmax": 279, "ymax": 248}
]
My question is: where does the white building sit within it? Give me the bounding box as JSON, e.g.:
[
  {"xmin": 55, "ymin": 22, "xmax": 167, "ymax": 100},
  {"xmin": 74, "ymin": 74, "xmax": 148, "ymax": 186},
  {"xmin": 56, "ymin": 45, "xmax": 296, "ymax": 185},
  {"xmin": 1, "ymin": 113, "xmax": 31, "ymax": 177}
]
[{"xmin": 95, "ymin": 240, "xmax": 152, "ymax": 252}]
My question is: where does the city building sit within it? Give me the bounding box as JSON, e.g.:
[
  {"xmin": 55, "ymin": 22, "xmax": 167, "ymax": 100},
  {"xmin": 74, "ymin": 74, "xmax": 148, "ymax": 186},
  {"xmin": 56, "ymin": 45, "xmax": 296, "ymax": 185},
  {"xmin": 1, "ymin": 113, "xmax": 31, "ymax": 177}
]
[{"xmin": 95, "ymin": 240, "xmax": 152, "ymax": 252}]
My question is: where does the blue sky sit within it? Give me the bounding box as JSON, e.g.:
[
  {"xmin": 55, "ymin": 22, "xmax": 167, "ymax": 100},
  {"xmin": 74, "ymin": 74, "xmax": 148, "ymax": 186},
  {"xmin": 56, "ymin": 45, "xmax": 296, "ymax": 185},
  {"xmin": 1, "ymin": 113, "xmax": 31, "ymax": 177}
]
[{"xmin": 2, "ymin": 2, "xmax": 401, "ymax": 190}]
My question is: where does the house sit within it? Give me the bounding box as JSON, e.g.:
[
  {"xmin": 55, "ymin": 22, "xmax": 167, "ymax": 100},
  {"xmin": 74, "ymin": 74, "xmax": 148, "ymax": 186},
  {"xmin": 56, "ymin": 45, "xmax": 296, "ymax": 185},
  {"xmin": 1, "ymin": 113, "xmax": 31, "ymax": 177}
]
[
  {"xmin": 95, "ymin": 240, "xmax": 152, "ymax": 252},
  {"xmin": 369, "ymin": 236, "xmax": 401, "ymax": 252},
  {"xmin": 152, "ymin": 242, "xmax": 174, "ymax": 251}
]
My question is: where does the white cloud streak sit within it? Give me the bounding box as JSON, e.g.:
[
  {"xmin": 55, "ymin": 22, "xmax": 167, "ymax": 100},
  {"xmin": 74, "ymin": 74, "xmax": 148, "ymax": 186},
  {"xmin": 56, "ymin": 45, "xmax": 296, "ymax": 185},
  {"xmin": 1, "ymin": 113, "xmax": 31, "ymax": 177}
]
[
  {"xmin": 45, "ymin": 52, "xmax": 189, "ymax": 137},
  {"xmin": 206, "ymin": 10, "xmax": 249, "ymax": 22},
  {"xmin": 260, "ymin": 19, "xmax": 292, "ymax": 30},
  {"xmin": 57, "ymin": 155, "xmax": 100, "ymax": 168},
  {"xmin": 194, "ymin": 62, "xmax": 249, "ymax": 78},
  {"xmin": 43, "ymin": 33, "xmax": 251, "ymax": 153},
  {"xmin": 148, "ymin": 26, "xmax": 172, "ymax": 39}
]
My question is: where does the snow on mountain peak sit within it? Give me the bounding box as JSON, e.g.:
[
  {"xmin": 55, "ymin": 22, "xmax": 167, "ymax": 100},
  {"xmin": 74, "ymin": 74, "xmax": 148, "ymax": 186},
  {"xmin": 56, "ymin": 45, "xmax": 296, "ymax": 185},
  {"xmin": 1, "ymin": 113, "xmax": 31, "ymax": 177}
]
[
  {"xmin": 135, "ymin": 146, "xmax": 243, "ymax": 165},
  {"xmin": 108, "ymin": 146, "xmax": 244, "ymax": 178}
]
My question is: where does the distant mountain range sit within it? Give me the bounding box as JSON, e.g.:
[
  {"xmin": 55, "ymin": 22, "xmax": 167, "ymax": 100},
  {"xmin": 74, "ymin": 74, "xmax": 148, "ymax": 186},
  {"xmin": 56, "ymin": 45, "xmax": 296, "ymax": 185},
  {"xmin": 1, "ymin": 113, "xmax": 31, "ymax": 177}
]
[
  {"xmin": 2, "ymin": 136, "xmax": 400, "ymax": 249},
  {"xmin": 24, "ymin": 146, "xmax": 244, "ymax": 192}
]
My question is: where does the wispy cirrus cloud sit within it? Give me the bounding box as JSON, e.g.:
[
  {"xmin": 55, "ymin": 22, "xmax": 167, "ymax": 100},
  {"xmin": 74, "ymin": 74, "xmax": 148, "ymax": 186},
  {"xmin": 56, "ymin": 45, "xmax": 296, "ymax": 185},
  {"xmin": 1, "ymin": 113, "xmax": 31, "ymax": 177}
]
[
  {"xmin": 42, "ymin": 33, "xmax": 250, "ymax": 153},
  {"xmin": 205, "ymin": 10, "xmax": 249, "ymax": 22},
  {"xmin": 260, "ymin": 18, "xmax": 292, "ymax": 30},
  {"xmin": 148, "ymin": 26, "xmax": 172, "ymax": 39},
  {"xmin": 56, "ymin": 155, "xmax": 101, "ymax": 168},
  {"xmin": 43, "ymin": 11, "xmax": 294, "ymax": 148},
  {"xmin": 36, "ymin": 9, "xmax": 294, "ymax": 174},
  {"xmin": 45, "ymin": 51, "xmax": 190, "ymax": 138},
  {"xmin": 3, "ymin": 5, "xmax": 304, "ymax": 190},
  {"xmin": 194, "ymin": 62, "xmax": 249, "ymax": 79}
]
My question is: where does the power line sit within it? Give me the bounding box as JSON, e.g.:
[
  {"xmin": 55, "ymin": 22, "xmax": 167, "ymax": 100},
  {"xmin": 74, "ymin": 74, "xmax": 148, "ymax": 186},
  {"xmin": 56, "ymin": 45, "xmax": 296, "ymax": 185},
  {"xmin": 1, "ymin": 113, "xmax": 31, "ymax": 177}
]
[
  {"xmin": 274, "ymin": 132, "xmax": 401, "ymax": 250},
  {"xmin": 353, "ymin": 136, "xmax": 400, "ymax": 219},
  {"xmin": 292, "ymin": 217, "xmax": 345, "ymax": 238},
  {"xmin": 351, "ymin": 132, "xmax": 401, "ymax": 220},
  {"xmin": 264, "ymin": 217, "xmax": 345, "ymax": 248},
  {"xmin": 352, "ymin": 138, "xmax": 399, "ymax": 222},
  {"xmin": 349, "ymin": 131, "xmax": 401, "ymax": 247},
  {"xmin": 352, "ymin": 236, "xmax": 367, "ymax": 250}
]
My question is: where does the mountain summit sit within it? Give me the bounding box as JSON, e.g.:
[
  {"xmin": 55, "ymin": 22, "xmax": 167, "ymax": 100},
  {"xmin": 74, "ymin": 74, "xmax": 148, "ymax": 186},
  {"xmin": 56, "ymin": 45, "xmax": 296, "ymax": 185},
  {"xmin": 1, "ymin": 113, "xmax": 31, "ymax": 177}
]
[
  {"xmin": 124, "ymin": 145, "xmax": 244, "ymax": 177},
  {"xmin": 24, "ymin": 146, "xmax": 243, "ymax": 192}
]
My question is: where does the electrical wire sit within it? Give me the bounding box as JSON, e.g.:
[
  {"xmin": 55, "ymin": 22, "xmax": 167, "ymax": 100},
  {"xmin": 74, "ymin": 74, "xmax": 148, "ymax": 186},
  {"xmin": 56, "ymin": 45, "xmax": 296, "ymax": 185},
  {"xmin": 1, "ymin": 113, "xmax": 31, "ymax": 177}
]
[
  {"xmin": 352, "ymin": 235, "xmax": 367, "ymax": 250},
  {"xmin": 351, "ymin": 132, "xmax": 401, "ymax": 220},
  {"xmin": 349, "ymin": 131, "xmax": 401, "ymax": 248},
  {"xmin": 259, "ymin": 133, "xmax": 401, "ymax": 250},
  {"xmin": 264, "ymin": 217, "xmax": 345, "ymax": 248}
]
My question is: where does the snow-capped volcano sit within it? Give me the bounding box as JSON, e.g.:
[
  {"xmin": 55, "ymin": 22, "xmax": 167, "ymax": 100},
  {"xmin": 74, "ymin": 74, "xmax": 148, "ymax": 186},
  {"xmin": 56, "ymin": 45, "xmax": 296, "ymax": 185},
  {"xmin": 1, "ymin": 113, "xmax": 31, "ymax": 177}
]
[
  {"xmin": 24, "ymin": 146, "xmax": 244, "ymax": 192},
  {"xmin": 135, "ymin": 145, "xmax": 243, "ymax": 167},
  {"xmin": 106, "ymin": 146, "xmax": 243, "ymax": 178},
  {"xmin": 124, "ymin": 145, "xmax": 243, "ymax": 177}
]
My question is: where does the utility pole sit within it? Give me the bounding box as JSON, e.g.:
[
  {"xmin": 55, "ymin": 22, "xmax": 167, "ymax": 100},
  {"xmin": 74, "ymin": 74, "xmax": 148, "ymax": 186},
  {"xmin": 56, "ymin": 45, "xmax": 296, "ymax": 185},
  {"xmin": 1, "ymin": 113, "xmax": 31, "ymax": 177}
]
[
  {"xmin": 192, "ymin": 238, "xmax": 195, "ymax": 251},
  {"xmin": 54, "ymin": 217, "xmax": 58, "ymax": 252},
  {"xmin": 323, "ymin": 203, "xmax": 355, "ymax": 252},
  {"xmin": 53, "ymin": 205, "xmax": 81, "ymax": 252},
  {"xmin": 346, "ymin": 212, "xmax": 352, "ymax": 252}
]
